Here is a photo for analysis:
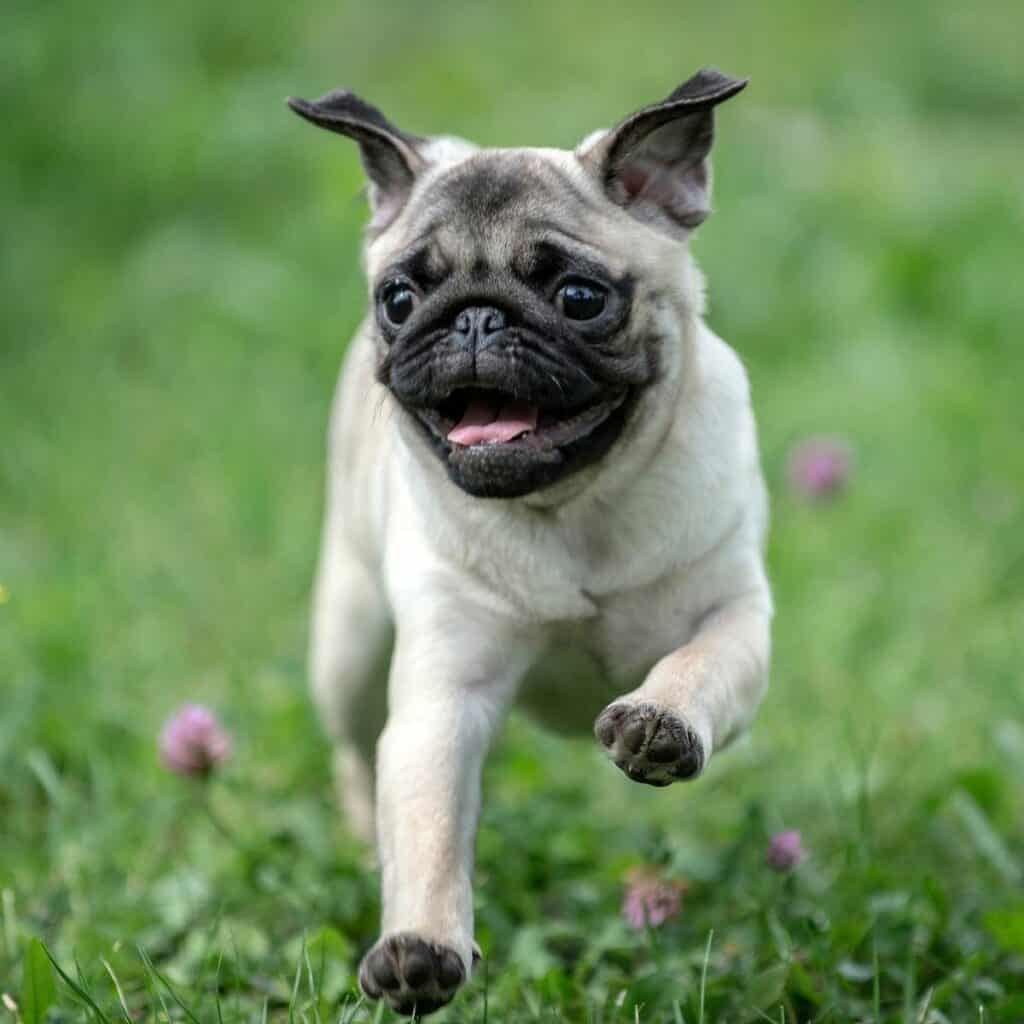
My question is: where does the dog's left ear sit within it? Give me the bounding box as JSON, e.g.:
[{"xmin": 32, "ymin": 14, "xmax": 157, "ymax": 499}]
[
  {"xmin": 579, "ymin": 68, "xmax": 748, "ymax": 235},
  {"xmin": 287, "ymin": 90, "xmax": 426, "ymax": 233}
]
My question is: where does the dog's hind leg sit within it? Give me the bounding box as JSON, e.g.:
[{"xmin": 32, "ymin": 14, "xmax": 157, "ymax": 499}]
[{"xmin": 310, "ymin": 521, "xmax": 392, "ymax": 845}]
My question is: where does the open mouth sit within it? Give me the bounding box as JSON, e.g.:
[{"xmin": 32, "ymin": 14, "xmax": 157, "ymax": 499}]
[{"xmin": 413, "ymin": 387, "xmax": 630, "ymax": 452}]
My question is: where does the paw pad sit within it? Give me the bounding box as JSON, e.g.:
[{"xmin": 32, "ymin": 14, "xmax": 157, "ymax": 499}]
[
  {"xmin": 594, "ymin": 702, "xmax": 704, "ymax": 786},
  {"xmin": 359, "ymin": 932, "xmax": 469, "ymax": 1017}
]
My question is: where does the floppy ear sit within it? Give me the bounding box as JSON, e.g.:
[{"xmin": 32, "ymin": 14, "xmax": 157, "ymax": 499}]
[
  {"xmin": 579, "ymin": 68, "xmax": 748, "ymax": 235},
  {"xmin": 287, "ymin": 89, "xmax": 426, "ymax": 232}
]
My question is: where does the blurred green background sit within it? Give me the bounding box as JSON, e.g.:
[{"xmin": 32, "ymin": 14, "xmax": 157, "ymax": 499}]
[{"xmin": 2, "ymin": 0, "xmax": 1023, "ymax": 1020}]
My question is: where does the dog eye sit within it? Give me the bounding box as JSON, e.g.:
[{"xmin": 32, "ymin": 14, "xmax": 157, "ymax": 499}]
[
  {"xmin": 380, "ymin": 281, "xmax": 418, "ymax": 327},
  {"xmin": 557, "ymin": 280, "xmax": 607, "ymax": 321}
]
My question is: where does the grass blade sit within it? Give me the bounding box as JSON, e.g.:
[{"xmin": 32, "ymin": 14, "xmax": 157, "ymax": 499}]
[
  {"xmin": 482, "ymin": 953, "xmax": 489, "ymax": 1024},
  {"xmin": 951, "ymin": 790, "xmax": 1021, "ymax": 884},
  {"xmin": 873, "ymin": 937, "xmax": 880, "ymax": 1023},
  {"xmin": 21, "ymin": 939, "xmax": 57, "ymax": 1024},
  {"xmin": 289, "ymin": 932, "xmax": 306, "ymax": 1024},
  {"xmin": 100, "ymin": 958, "xmax": 133, "ymax": 1023},
  {"xmin": 137, "ymin": 946, "xmax": 202, "ymax": 1024},
  {"xmin": 698, "ymin": 929, "xmax": 713, "ymax": 1024},
  {"xmin": 303, "ymin": 939, "xmax": 323, "ymax": 1024},
  {"xmin": 42, "ymin": 946, "xmax": 112, "ymax": 1024}
]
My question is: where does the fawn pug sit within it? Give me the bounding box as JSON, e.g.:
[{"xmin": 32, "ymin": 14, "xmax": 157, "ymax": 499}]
[{"xmin": 289, "ymin": 68, "xmax": 771, "ymax": 1016}]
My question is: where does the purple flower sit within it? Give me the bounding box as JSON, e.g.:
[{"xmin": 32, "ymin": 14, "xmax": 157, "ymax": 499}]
[
  {"xmin": 622, "ymin": 868, "xmax": 685, "ymax": 930},
  {"xmin": 786, "ymin": 436, "xmax": 852, "ymax": 499},
  {"xmin": 766, "ymin": 830, "xmax": 806, "ymax": 873},
  {"xmin": 159, "ymin": 704, "xmax": 232, "ymax": 779}
]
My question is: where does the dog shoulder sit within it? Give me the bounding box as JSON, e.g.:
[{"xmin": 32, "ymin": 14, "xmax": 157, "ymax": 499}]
[
  {"xmin": 626, "ymin": 322, "xmax": 767, "ymax": 581},
  {"xmin": 685, "ymin": 323, "xmax": 763, "ymax": 492},
  {"xmin": 679, "ymin": 322, "xmax": 770, "ymax": 568}
]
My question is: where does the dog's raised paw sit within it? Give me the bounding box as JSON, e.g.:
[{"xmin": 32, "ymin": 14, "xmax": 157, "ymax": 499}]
[
  {"xmin": 359, "ymin": 932, "xmax": 470, "ymax": 1016},
  {"xmin": 594, "ymin": 701, "xmax": 705, "ymax": 786}
]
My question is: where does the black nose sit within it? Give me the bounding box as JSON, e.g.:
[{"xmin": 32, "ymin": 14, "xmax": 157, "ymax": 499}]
[{"xmin": 453, "ymin": 306, "xmax": 506, "ymax": 343}]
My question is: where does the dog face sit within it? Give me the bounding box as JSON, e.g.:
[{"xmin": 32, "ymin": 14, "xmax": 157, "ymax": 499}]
[{"xmin": 289, "ymin": 70, "xmax": 746, "ymax": 498}]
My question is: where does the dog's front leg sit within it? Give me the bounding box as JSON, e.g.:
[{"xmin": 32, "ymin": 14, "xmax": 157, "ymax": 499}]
[
  {"xmin": 595, "ymin": 592, "xmax": 771, "ymax": 786},
  {"xmin": 358, "ymin": 601, "xmax": 530, "ymax": 1017}
]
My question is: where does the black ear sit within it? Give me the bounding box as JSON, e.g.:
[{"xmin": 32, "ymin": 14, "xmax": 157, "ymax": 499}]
[
  {"xmin": 580, "ymin": 68, "xmax": 748, "ymax": 235},
  {"xmin": 287, "ymin": 90, "xmax": 426, "ymax": 232}
]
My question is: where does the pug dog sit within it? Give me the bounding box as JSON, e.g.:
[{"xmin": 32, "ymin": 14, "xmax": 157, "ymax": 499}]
[{"xmin": 289, "ymin": 68, "xmax": 771, "ymax": 1017}]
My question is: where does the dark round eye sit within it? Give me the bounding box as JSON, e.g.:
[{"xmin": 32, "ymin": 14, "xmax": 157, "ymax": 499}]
[
  {"xmin": 381, "ymin": 282, "xmax": 418, "ymax": 327},
  {"xmin": 557, "ymin": 280, "xmax": 607, "ymax": 321}
]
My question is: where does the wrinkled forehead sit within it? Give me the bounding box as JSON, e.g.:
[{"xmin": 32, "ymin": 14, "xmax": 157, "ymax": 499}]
[
  {"xmin": 416, "ymin": 150, "xmax": 601, "ymax": 234},
  {"xmin": 370, "ymin": 149, "xmax": 627, "ymax": 280}
]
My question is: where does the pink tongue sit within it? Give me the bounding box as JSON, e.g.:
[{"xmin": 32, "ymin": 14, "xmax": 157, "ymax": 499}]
[{"xmin": 448, "ymin": 397, "xmax": 539, "ymax": 446}]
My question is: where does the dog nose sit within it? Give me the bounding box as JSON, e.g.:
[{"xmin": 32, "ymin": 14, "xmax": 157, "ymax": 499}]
[{"xmin": 453, "ymin": 306, "xmax": 506, "ymax": 342}]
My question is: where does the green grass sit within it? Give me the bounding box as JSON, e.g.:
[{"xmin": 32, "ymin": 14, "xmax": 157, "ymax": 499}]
[{"xmin": 2, "ymin": 0, "xmax": 1023, "ymax": 1019}]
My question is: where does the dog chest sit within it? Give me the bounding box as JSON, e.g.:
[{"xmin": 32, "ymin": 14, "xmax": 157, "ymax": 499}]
[{"xmin": 517, "ymin": 629, "xmax": 632, "ymax": 733}]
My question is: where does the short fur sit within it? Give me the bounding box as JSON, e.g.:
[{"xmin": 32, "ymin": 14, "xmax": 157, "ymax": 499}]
[{"xmin": 290, "ymin": 69, "xmax": 772, "ymax": 1016}]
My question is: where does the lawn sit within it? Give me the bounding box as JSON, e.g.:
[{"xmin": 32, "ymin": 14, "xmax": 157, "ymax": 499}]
[{"xmin": 2, "ymin": 0, "xmax": 1023, "ymax": 1020}]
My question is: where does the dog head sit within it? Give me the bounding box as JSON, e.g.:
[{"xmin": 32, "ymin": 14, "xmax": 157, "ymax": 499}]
[{"xmin": 289, "ymin": 70, "xmax": 747, "ymax": 499}]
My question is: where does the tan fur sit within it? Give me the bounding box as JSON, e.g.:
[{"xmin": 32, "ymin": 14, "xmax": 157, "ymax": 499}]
[{"xmin": 308, "ymin": 113, "xmax": 770, "ymax": 1014}]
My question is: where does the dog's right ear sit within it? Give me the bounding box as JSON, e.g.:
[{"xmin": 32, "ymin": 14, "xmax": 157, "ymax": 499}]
[{"xmin": 288, "ymin": 90, "xmax": 426, "ymax": 233}]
